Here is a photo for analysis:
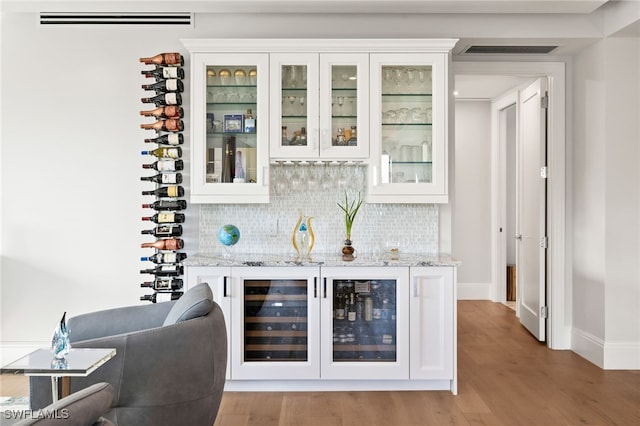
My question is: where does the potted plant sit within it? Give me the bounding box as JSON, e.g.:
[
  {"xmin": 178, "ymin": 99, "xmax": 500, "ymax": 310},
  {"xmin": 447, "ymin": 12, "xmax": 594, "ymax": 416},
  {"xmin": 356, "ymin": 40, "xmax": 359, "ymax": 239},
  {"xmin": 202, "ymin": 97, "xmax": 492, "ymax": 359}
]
[{"xmin": 337, "ymin": 192, "xmax": 363, "ymax": 259}]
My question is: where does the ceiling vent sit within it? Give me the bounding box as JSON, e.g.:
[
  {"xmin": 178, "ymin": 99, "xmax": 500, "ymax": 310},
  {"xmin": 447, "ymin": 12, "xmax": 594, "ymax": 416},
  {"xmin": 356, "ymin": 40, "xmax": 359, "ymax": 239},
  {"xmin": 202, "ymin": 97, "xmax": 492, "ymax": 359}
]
[
  {"xmin": 463, "ymin": 45, "xmax": 558, "ymax": 55},
  {"xmin": 39, "ymin": 12, "xmax": 192, "ymax": 26}
]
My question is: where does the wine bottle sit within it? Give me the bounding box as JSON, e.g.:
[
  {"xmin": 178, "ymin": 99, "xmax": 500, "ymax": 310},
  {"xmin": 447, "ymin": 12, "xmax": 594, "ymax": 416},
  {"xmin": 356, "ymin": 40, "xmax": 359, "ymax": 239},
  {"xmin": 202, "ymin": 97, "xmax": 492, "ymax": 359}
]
[
  {"xmin": 144, "ymin": 133, "xmax": 183, "ymax": 146},
  {"xmin": 140, "ymin": 291, "xmax": 184, "ymax": 303},
  {"xmin": 141, "ymin": 278, "xmax": 184, "ymax": 291},
  {"xmin": 142, "ymin": 200, "xmax": 187, "ymax": 211},
  {"xmin": 141, "ymin": 147, "xmax": 182, "ymax": 159},
  {"xmin": 141, "ymin": 66, "xmax": 185, "ymax": 80},
  {"xmin": 142, "ymin": 159, "xmax": 184, "ymax": 171},
  {"xmin": 140, "ymin": 119, "xmax": 184, "ymax": 133},
  {"xmin": 140, "ymin": 264, "xmax": 184, "ymax": 277},
  {"xmin": 347, "ymin": 292, "xmax": 357, "ymax": 322},
  {"xmin": 139, "ymin": 53, "xmax": 184, "ymax": 66},
  {"xmin": 140, "ymin": 238, "xmax": 184, "ymax": 250},
  {"xmin": 141, "ymin": 79, "xmax": 184, "ymax": 93},
  {"xmin": 141, "ymin": 212, "xmax": 186, "ymax": 224},
  {"xmin": 140, "ymin": 172, "xmax": 182, "ymax": 184},
  {"xmin": 141, "ymin": 225, "xmax": 183, "ymax": 237},
  {"xmin": 141, "ymin": 252, "xmax": 187, "ymax": 264},
  {"xmin": 141, "ymin": 92, "xmax": 182, "ymax": 106},
  {"xmin": 140, "ymin": 106, "xmax": 184, "ymax": 119},
  {"xmin": 141, "ymin": 186, "xmax": 184, "ymax": 198}
]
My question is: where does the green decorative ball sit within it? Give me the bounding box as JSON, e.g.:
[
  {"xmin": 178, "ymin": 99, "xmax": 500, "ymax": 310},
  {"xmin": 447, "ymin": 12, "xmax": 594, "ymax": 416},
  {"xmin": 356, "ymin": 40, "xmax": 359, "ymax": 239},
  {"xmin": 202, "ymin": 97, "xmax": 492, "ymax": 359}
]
[{"xmin": 217, "ymin": 224, "xmax": 240, "ymax": 246}]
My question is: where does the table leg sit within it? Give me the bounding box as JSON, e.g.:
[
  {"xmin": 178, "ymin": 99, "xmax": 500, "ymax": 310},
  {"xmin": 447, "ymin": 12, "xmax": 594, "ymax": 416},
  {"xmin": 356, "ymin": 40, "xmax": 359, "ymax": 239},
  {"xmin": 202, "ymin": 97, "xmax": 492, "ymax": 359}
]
[
  {"xmin": 50, "ymin": 376, "xmax": 70, "ymax": 401},
  {"xmin": 51, "ymin": 376, "xmax": 59, "ymax": 402}
]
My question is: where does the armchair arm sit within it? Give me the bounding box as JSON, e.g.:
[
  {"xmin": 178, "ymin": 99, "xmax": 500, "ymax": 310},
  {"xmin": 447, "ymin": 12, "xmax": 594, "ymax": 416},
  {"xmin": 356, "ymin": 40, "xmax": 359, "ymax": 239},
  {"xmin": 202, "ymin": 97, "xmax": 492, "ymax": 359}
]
[{"xmin": 68, "ymin": 301, "xmax": 175, "ymax": 343}]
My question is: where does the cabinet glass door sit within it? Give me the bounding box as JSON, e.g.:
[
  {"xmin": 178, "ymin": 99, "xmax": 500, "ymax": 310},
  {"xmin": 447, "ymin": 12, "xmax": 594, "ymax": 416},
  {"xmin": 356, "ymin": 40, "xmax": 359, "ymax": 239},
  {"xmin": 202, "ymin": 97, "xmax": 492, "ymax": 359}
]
[
  {"xmin": 243, "ymin": 279, "xmax": 309, "ymax": 362},
  {"xmin": 368, "ymin": 53, "xmax": 448, "ymax": 203},
  {"xmin": 321, "ymin": 266, "xmax": 409, "ymax": 380},
  {"xmin": 231, "ymin": 267, "xmax": 320, "ymax": 380},
  {"xmin": 332, "ymin": 279, "xmax": 397, "ymax": 362},
  {"xmin": 318, "ymin": 53, "xmax": 369, "ymax": 159},
  {"xmin": 269, "ymin": 53, "xmax": 319, "ymax": 159},
  {"xmin": 190, "ymin": 53, "xmax": 269, "ymax": 203}
]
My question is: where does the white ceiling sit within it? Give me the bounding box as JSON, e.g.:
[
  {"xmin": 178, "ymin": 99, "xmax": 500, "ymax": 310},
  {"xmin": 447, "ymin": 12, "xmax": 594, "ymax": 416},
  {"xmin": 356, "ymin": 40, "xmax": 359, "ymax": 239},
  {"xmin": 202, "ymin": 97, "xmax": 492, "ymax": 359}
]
[{"xmin": 0, "ymin": 0, "xmax": 612, "ymax": 14}]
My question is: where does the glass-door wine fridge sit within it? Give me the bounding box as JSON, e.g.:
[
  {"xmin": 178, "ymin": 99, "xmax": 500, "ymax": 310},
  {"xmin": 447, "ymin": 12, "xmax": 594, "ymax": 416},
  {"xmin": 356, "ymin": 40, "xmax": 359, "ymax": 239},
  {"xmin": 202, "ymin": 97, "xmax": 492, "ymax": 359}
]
[
  {"xmin": 320, "ymin": 266, "xmax": 409, "ymax": 380},
  {"xmin": 231, "ymin": 267, "xmax": 320, "ymax": 380}
]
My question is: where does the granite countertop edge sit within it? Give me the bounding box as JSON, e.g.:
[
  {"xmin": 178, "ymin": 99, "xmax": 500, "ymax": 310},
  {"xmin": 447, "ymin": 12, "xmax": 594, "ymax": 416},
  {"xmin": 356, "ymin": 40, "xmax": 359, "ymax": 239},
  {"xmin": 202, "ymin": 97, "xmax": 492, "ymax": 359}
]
[{"xmin": 184, "ymin": 253, "xmax": 461, "ymax": 268}]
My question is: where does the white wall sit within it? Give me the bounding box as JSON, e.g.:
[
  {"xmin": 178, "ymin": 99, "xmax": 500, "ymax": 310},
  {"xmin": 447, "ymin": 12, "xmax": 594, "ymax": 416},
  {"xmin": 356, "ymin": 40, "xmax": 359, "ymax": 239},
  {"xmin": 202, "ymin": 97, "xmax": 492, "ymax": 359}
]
[
  {"xmin": 453, "ymin": 100, "xmax": 492, "ymax": 299},
  {"xmin": 572, "ymin": 36, "xmax": 640, "ymax": 369}
]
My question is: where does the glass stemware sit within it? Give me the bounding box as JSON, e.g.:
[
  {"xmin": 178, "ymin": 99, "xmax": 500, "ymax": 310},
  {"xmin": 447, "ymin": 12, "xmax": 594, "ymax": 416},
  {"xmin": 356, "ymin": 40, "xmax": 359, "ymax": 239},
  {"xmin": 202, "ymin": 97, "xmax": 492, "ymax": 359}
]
[
  {"xmin": 299, "ymin": 96, "xmax": 306, "ymax": 116},
  {"xmin": 287, "ymin": 95, "xmax": 297, "ymax": 116}
]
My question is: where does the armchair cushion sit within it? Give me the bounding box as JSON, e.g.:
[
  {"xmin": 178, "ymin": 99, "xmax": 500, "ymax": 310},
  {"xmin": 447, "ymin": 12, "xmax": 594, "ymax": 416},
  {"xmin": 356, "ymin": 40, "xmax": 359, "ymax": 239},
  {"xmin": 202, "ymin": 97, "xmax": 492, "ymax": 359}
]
[
  {"xmin": 17, "ymin": 382, "xmax": 114, "ymax": 426},
  {"xmin": 162, "ymin": 282, "xmax": 213, "ymax": 326}
]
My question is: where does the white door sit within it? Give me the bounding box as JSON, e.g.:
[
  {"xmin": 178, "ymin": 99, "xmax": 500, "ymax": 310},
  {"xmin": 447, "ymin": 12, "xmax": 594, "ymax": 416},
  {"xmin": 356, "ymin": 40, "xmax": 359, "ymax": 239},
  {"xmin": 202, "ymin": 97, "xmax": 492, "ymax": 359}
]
[{"xmin": 516, "ymin": 78, "xmax": 547, "ymax": 341}]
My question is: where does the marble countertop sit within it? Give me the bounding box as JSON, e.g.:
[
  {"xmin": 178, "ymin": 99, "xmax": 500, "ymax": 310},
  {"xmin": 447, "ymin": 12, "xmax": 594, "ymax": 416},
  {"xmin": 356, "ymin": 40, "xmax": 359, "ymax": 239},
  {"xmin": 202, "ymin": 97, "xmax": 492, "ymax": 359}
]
[{"xmin": 184, "ymin": 253, "xmax": 460, "ymax": 268}]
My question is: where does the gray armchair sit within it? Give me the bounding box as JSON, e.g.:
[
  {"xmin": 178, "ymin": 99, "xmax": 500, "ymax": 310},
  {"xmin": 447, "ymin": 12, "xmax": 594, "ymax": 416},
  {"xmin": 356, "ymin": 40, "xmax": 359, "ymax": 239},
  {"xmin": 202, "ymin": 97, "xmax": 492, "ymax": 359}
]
[{"xmin": 29, "ymin": 283, "xmax": 227, "ymax": 426}]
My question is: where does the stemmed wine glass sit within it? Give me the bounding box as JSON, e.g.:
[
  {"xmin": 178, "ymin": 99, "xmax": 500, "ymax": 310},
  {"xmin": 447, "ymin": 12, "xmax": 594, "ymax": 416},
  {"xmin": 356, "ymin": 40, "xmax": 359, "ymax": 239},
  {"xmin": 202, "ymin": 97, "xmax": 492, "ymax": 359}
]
[
  {"xmin": 299, "ymin": 96, "xmax": 306, "ymax": 116},
  {"xmin": 289, "ymin": 65, "xmax": 298, "ymax": 88},
  {"xmin": 337, "ymin": 96, "xmax": 345, "ymax": 116},
  {"xmin": 287, "ymin": 95, "xmax": 297, "ymax": 116}
]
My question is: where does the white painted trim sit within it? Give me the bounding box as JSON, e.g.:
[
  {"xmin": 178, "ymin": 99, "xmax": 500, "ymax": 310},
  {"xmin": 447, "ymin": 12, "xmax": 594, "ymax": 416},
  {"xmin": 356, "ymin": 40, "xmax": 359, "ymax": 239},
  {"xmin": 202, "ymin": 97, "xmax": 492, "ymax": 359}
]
[
  {"xmin": 456, "ymin": 282, "xmax": 492, "ymax": 300},
  {"xmin": 453, "ymin": 61, "xmax": 568, "ymax": 350},
  {"xmin": 571, "ymin": 327, "xmax": 605, "ymax": 368},
  {"xmin": 604, "ymin": 341, "xmax": 640, "ymax": 370}
]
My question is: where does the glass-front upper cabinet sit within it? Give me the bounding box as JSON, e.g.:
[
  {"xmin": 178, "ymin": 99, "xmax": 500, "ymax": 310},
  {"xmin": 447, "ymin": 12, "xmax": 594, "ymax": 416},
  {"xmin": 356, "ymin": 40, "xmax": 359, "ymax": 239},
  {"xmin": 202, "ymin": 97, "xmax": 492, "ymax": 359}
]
[
  {"xmin": 368, "ymin": 53, "xmax": 449, "ymax": 203},
  {"xmin": 270, "ymin": 53, "xmax": 369, "ymax": 160},
  {"xmin": 190, "ymin": 53, "xmax": 270, "ymax": 203}
]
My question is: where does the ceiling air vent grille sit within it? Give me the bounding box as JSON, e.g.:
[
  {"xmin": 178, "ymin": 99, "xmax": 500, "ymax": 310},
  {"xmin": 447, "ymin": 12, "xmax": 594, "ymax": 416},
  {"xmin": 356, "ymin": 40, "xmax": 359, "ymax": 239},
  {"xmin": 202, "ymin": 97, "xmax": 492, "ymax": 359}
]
[
  {"xmin": 40, "ymin": 13, "xmax": 192, "ymax": 26},
  {"xmin": 463, "ymin": 45, "xmax": 558, "ymax": 54}
]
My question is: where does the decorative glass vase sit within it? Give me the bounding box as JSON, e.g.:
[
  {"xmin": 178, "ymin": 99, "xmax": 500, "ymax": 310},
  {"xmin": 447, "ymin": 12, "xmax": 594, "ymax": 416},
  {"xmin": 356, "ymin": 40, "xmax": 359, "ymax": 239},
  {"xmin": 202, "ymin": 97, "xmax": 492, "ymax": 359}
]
[
  {"xmin": 292, "ymin": 213, "xmax": 315, "ymax": 258},
  {"xmin": 51, "ymin": 311, "xmax": 70, "ymax": 360}
]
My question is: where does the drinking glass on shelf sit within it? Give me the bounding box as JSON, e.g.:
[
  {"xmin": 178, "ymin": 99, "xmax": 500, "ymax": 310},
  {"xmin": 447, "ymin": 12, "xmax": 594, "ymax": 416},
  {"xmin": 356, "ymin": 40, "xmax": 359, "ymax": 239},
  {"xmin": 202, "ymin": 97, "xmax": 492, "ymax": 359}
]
[
  {"xmin": 287, "ymin": 95, "xmax": 297, "ymax": 116},
  {"xmin": 299, "ymin": 96, "xmax": 306, "ymax": 116},
  {"xmin": 289, "ymin": 65, "xmax": 299, "ymax": 88},
  {"xmin": 337, "ymin": 96, "xmax": 345, "ymax": 116}
]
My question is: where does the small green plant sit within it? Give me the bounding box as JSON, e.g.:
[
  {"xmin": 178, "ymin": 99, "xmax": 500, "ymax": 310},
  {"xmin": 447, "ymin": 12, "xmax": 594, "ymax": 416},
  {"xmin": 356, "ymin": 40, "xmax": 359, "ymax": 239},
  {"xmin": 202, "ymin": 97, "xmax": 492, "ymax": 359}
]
[{"xmin": 337, "ymin": 192, "xmax": 363, "ymax": 241}]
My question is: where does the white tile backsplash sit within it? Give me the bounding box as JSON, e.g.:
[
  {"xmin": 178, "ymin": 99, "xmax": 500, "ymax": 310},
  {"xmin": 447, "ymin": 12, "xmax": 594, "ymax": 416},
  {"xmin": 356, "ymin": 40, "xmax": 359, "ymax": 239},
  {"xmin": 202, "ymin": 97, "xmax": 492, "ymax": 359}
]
[{"xmin": 199, "ymin": 163, "xmax": 438, "ymax": 256}]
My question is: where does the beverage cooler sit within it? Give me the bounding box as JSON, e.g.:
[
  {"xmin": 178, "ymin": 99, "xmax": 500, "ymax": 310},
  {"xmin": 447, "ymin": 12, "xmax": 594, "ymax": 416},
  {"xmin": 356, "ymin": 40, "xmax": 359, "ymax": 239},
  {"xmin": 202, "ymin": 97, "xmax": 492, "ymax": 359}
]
[{"xmin": 231, "ymin": 266, "xmax": 409, "ymax": 381}]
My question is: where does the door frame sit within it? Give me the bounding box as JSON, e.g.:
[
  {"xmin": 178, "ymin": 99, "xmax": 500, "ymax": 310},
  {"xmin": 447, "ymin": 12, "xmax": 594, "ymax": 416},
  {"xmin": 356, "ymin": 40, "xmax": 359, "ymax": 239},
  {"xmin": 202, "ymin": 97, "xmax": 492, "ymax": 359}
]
[{"xmin": 453, "ymin": 61, "xmax": 568, "ymax": 350}]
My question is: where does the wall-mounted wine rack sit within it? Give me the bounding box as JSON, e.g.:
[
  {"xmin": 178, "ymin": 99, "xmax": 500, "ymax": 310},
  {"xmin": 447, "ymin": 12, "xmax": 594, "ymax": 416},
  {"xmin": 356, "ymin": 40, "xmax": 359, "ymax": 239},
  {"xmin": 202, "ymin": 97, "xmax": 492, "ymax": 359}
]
[{"xmin": 139, "ymin": 52, "xmax": 187, "ymax": 303}]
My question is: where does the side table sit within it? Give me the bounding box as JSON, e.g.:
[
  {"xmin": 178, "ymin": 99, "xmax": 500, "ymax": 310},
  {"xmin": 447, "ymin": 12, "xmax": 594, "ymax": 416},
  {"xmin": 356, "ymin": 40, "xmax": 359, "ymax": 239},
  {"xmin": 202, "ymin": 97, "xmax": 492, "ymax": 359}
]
[{"xmin": 1, "ymin": 348, "xmax": 116, "ymax": 402}]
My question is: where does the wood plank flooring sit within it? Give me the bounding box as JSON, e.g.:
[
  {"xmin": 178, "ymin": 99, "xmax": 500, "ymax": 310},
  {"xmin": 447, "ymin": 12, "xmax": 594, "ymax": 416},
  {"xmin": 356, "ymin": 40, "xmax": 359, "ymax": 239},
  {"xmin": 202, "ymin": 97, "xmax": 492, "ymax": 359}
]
[
  {"xmin": 214, "ymin": 301, "xmax": 640, "ymax": 426},
  {"xmin": 2, "ymin": 301, "xmax": 639, "ymax": 425}
]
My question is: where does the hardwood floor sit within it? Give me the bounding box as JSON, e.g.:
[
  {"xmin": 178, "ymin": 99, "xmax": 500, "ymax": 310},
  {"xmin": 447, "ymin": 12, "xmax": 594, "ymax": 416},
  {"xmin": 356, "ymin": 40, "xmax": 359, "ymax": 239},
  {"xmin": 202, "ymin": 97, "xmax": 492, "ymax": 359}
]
[
  {"xmin": 214, "ymin": 301, "xmax": 640, "ymax": 426},
  {"xmin": 2, "ymin": 301, "xmax": 638, "ymax": 425}
]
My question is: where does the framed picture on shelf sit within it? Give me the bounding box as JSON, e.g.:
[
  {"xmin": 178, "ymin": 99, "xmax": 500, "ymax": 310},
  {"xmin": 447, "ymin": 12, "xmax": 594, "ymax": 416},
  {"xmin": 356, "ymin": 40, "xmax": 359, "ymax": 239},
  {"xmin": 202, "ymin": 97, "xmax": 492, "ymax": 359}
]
[{"xmin": 224, "ymin": 114, "xmax": 244, "ymax": 133}]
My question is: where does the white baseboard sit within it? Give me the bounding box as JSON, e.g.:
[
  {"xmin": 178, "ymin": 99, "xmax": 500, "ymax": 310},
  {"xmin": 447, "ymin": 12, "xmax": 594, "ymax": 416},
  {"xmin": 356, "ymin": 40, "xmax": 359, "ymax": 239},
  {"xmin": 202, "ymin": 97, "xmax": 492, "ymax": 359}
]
[
  {"xmin": 571, "ymin": 328, "xmax": 640, "ymax": 369},
  {"xmin": 0, "ymin": 342, "xmax": 46, "ymax": 366},
  {"xmin": 457, "ymin": 282, "xmax": 492, "ymax": 300},
  {"xmin": 603, "ymin": 340, "xmax": 640, "ymax": 369}
]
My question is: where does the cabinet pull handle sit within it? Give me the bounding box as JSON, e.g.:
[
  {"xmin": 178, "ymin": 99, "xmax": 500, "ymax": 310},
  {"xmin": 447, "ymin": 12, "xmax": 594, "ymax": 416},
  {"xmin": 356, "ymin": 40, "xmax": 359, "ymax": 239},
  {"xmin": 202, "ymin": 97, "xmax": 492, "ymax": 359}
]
[
  {"xmin": 413, "ymin": 277, "xmax": 418, "ymax": 298},
  {"xmin": 323, "ymin": 277, "xmax": 327, "ymax": 298},
  {"xmin": 223, "ymin": 276, "xmax": 228, "ymax": 297},
  {"xmin": 263, "ymin": 166, "xmax": 269, "ymax": 187},
  {"xmin": 313, "ymin": 277, "xmax": 317, "ymax": 298},
  {"xmin": 372, "ymin": 166, "xmax": 379, "ymax": 186}
]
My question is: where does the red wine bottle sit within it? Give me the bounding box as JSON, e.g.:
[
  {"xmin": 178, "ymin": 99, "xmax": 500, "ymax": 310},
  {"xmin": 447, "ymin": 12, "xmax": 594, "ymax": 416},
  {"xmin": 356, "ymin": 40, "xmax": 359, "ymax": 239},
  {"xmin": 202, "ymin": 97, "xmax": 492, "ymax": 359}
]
[
  {"xmin": 141, "ymin": 92, "xmax": 182, "ymax": 106},
  {"xmin": 141, "ymin": 278, "xmax": 184, "ymax": 291},
  {"xmin": 142, "ymin": 200, "xmax": 187, "ymax": 211},
  {"xmin": 140, "ymin": 119, "xmax": 184, "ymax": 133},
  {"xmin": 142, "ymin": 159, "xmax": 184, "ymax": 171},
  {"xmin": 144, "ymin": 133, "xmax": 184, "ymax": 146},
  {"xmin": 141, "ymin": 252, "xmax": 187, "ymax": 264},
  {"xmin": 140, "ymin": 264, "xmax": 184, "ymax": 276},
  {"xmin": 141, "ymin": 238, "xmax": 184, "ymax": 250},
  {"xmin": 141, "ymin": 186, "xmax": 184, "ymax": 198},
  {"xmin": 139, "ymin": 53, "xmax": 184, "ymax": 66},
  {"xmin": 142, "ymin": 66, "xmax": 185, "ymax": 80},
  {"xmin": 142, "ymin": 79, "xmax": 184, "ymax": 93},
  {"xmin": 140, "ymin": 172, "xmax": 182, "ymax": 184},
  {"xmin": 141, "ymin": 147, "xmax": 182, "ymax": 159},
  {"xmin": 140, "ymin": 291, "xmax": 184, "ymax": 303},
  {"xmin": 141, "ymin": 225, "xmax": 183, "ymax": 237},
  {"xmin": 141, "ymin": 212, "xmax": 186, "ymax": 224},
  {"xmin": 140, "ymin": 106, "xmax": 184, "ymax": 119}
]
